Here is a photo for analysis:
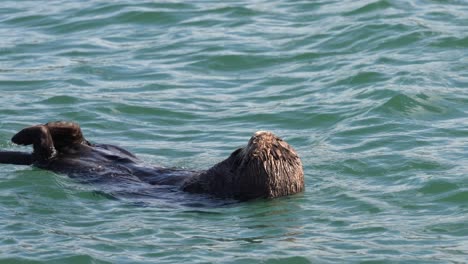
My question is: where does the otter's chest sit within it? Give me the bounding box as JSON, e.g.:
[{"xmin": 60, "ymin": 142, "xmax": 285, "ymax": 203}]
[{"xmin": 40, "ymin": 144, "xmax": 139, "ymax": 179}]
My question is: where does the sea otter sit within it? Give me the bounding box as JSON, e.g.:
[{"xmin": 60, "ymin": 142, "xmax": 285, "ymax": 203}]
[{"xmin": 0, "ymin": 121, "xmax": 304, "ymax": 200}]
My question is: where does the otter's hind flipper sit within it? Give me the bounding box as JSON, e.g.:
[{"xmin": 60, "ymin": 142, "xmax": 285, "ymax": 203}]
[
  {"xmin": 0, "ymin": 151, "xmax": 33, "ymax": 165},
  {"xmin": 12, "ymin": 125, "xmax": 56, "ymax": 162},
  {"xmin": 45, "ymin": 121, "xmax": 90, "ymax": 150}
]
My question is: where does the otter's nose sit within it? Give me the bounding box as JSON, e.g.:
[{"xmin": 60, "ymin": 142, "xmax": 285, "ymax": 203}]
[
  {"xmin": 253, "ymin": 131, "xmax": 276, "ymax": 138},
  {"xmin": 250, "ymin": 131, "xmax": 280, "ymax": 150},
  {"xmin": 254, "ymin": 131, "xmax": 270, "ymax": 136},
  {"xmin": 252, "ymin": 131, "xmax": 277, "ymax": 144}
]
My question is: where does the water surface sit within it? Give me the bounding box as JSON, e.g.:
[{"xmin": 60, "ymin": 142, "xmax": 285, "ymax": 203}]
[{"xmin": 1, "ymin": 0, "xmax": 468, "ymax": 263}]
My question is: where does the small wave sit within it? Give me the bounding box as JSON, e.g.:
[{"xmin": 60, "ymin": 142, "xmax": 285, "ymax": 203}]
[
  {"xmin": 376, "ymin": 92, "xmax": 446, "ymax": 117},
  {"xmin": 190, "ymin": 54, "xmax": 282, "ymax": 72},
  {"xmin": 439, "ymin": 190, "xmax": 468, "ymax": 203},
  {"xmin": 40, "ymin": 95, "xmax": 80, "ymax": 105},
  {"xmin": 332, "ymin": 71, "xmax": 388, "ymax": 87},
  {"xmin": 418, "ymin": 180, "xmax": 458, "ymax": 195},
  {"xmin": 431, "ymin": 36, "xmax": 468, "ymax": 49},
  {"xmin": 2, "ymin": 14, "xmax": 59, "ymax": 27},
  {"xmin": 344, "ymin": 0, "xmax": 392, "ymax": 16}
]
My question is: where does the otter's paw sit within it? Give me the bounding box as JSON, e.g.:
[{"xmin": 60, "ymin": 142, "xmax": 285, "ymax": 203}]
[{"xmin": 11, "ymin": 125, "xmax": 45, "ymax": 145}]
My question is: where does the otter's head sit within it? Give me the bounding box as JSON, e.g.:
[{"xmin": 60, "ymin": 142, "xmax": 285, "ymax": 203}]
[
  {"xmin": 228, "ymin": 131, "xmax": 304, "ymax": 200},
  {"xmin": 182, "ymin": 131, "xmax": 304, "ymax": 200}
]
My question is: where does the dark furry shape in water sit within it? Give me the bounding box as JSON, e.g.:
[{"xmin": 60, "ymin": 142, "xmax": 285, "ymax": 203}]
[{"xmin": 0, "ymin": 121, "xmax": 304, "ymax": 200}]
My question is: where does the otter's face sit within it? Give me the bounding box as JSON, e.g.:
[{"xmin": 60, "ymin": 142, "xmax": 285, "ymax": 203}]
[{"xmin": 233, "ymin": 131, "xmax": 304, "ymax": 199}]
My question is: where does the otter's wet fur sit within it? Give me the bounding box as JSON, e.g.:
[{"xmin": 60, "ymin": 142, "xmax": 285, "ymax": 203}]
[
  {"xmin": 182, "ymin": 131, "xmax": 304, "ymax": 200},
  {"xmin": 0, "ymin": 122, "xmax": 304, "ymax": 201}
]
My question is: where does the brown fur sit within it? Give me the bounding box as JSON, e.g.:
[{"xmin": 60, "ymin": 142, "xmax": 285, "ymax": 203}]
[
  {"xmin": 181, "ymin": 131, "xmax": 304, "ymax": 200},
  {"xmin": 1, "ymin": 122, "xmax": 304, "ymax": 200}
]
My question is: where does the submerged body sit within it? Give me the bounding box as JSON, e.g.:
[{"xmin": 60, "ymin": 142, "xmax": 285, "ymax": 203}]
[{"xmin": 0, "ymin": 121, "xmax": 304, "ymax": 200}]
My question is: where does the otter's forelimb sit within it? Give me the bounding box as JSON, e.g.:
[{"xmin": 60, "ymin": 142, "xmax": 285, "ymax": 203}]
[{"xmin": 0, "ymin": 151, "xmax": 33, "ymax": 165}]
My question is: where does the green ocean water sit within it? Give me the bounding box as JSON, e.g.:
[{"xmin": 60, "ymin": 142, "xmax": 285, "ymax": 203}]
[{"xmin": 1, "ymin": 0, "xmax": 468, "ymax": 263}]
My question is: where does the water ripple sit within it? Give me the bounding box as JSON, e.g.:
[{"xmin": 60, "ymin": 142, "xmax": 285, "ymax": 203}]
[{"xmin": 1, "ymin": 0, "xmax": 468, "ymax": 263}]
